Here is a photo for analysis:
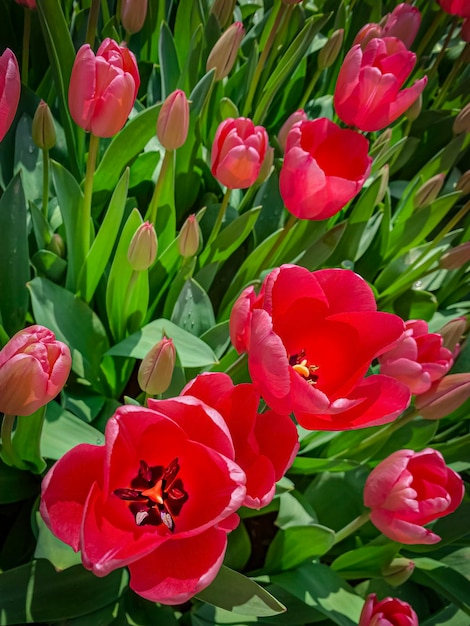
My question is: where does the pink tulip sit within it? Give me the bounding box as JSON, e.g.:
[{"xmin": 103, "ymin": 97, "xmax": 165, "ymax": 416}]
[
  {"xmin": 15, "ymin": 0, "xmax": 36, "ymax": 7},
  {"xmin": 359, "ymin": 594, "xmax": 418, "ymax": 626},
  {"xmin": 68, "ymin": 38, "xmax": 140, "ymax": 138},
  {"xmin": 156, "ymin": 89, "xmax": 189, "ymax": 150},
  {"xmin": 0, "ymin": 49, "xmax": 21, "ymax": 142},
  {"xmin": 379, "ymin": 319, "xmax": 454, "ymax": 395},
  {"xmin": 211, "ymin": 117, "xmax": 269, "ymax": 189},
  {"xmin": 436, "ymin": 0, "xmax": 470, "ymax": 17},
  {"xmin": 277, "ymin": 109, "xmax": 307, "ymax": 152},
  {"xmin": 382, "ymin": 4, "xmax": 421, "ymax": 48},
  {"xmin": 0, "ymin": 325, "xmax": 72, "ymax": 416},
  {"xmin": 364, "ymin": 448, "xmax": 464, "ymax": 544},
  {"xmin": 279, "ymin": 118, "xmax": 372, "ymax": 220},
  {"xmin": 334, "ymin": 37, "xmax": 427, "ymax": 132},
  {"xmin": 415, "ymin": 373, "xmax": 470, "ymax": 420}
]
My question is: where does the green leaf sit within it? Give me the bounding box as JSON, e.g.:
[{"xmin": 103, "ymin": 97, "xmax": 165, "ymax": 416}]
[
  {"xmin": 0, "ymin": 460, "xmax": 40, "ymax": 504},
  {"xmin": 77, "ymin": 168, "xmax": 130, "ymax": 302},
  {"xmin": 10, "ymin": 408, "xmax": 46, "ymax": 474},
  {"xmin": 407, "ymin": 501, "xmax": 470, "ymax": 553},
  {"xmin": 289, "ymin": 457, "xmax": 361, "ymax": 474},
  {"xmin": 0, "ymin": 173, "xmax": 29, "ymax": 335},
  {"xmin": 34, "ymin": 514, "xmax": 82, "ymax": 571},
  {"xmin": 106, "ymin": 318, "xmax": 218, "ymax": 368},
  {"xmin": 196, "ymin": 566, "xmax": 286, "ymax": 617},
  {"xmin": 159, "ymin": 21, "xmax": 181, "ymax": 97},
  {"xmin": 265, "ymin": 525, "xmax": 335, "ymax": 573},
  {"xmin": 412, "ymin": 557, "xmax": 470, "ymax": 615},
  {"xmin": 171, "ymin": 278, "xmax": 216, "ymax": 337},
  {"xmin": 31, "ymin": 250, "xmax": 67, "ymax": 284},
  {"xmin": 332, "ymin": 544, "xmax": 399, "ymax": 579},
  {"xmin": 28, "ymin": 277, "xmax": 109, "ymax": 390}
]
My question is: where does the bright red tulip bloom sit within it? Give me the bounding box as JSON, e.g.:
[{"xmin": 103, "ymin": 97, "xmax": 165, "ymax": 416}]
[
  {"xmin": 0, "ymin": 48, "xmax": 21, "ymax": 142},
  {"xmin": 379, "ymin": 319, "xmax": 454, "ymax": 395},
  {"xmin": 40, "ymin": 401, "xmax": 246, "ymax": 604},
  {"xmin": 230, "ymin": 265, "xmax": 411, "ymax": 430},
  {"xmin": 182, "ymin": 372, "xmax": 299, "ymax": 509},
  {"xmin": 436, "ymin": 0, "xmax": 470, "ymax": 17},
  {"xmin": 68, "ymin": 38, "xmax": 140, "ymax": 138},
  {"xmin": 211, "ymin": 117, "xmax": 269, "ymax": 189},
  {"xmin": 334, "ymin": 37, "xmax": 427, "ymax": 132},
  {"xmin": 364, "ymin": 448, "xmax": 464, "ymax": 544},
  {"xmin": 279, "ymin": 118, "xmax": 372, "ymax": 220},
  {"xmin": 359, "ymin": 594, "xmax": 418, "ymax": 626},
  {"xmin": 0, "ymin": 325, "xmax": 71, "ymax": 416}
]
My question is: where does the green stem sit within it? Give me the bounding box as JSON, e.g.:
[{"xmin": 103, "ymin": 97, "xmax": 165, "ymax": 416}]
[
  {"xmin": 101, "ymin": 0, "xmax": 110, "ymax": 24},
  {"xmin": 298, "ymin": 68, "xmax": 321, "ymax": 110},
  {"xmin": 22, "ymin": 7, "xmax": 31, "ymax": 85},
  {"xmin": 147, "ymin": 149, "xmax": 173, "ymax": 225},
  {"xmin": 224, "ymin": 352, "xmax": 248, "ymax": 380},
  {"xmin": 333, "ymin": 511, "xmax": 371, "ymax": 545},
  {"xmin": 242, "ymin": 1, "xmax": 289, "ymax": 117},
  {"xmin": 85, "ymin": 0, "xmax": 101, "ymax": 47},
  {"xmin": 207, "ymin": 188, "xmax": 231, "ymax": 247},
  {"xmin": 415, "ymin": 11, "xmax": 445, "ymax": 60},
  {"xmin": 1, "ymin": 415, "xmax": 23, "ymax": 469},
  {"xmin": 427, "ymin": 16, "xmax": 458, "ymax": 81},
  {"xmin": 81, "ymin": 133, "xmax": 100, "ymax": 265},
  {"xmin": 433, "ymin": 43, "xmax": 468, "ymax": 109},
  {"xmin": 42, "ymin": 148, "xmax": 52, "ymax": 245},
  {"xmin": 259, "ymin": 212, "xmax": 297, "ymax": 272},
  {"xmin": 123, "ymin": 270, "xmax": 139, "ymax": 335}
]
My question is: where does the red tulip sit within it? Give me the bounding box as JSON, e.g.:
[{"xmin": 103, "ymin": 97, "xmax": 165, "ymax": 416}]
[
  {"xmin": 334, "ymin": 37, "xmax": 427, "ymax": 132},
  {"xmin": 354, "ymin": 4, "xmax": 421, "ymax": 49},
  {"xmin": 436, "ymin": 0, "xmax": 470, "ymax": 17},
  {"xmin": 359, "ymin": 594, "xmax": 418, "ymax": 626},
  {"xmin": 230, "ymin": 265, "xmax": 410, "ymax": 430},
  {"xmin": 364, "ymin": 448, "xmax": 464, "ymax": 544},
  {"xmin": 182, "ymin": 372, "xmax": 299, "ymax": 509},
  {"xmin": 0, "ymin": 325, "xmax": 71, "ymax": 416},
  {"xmin": 40, "ymin": 402, "xmax": 246, "ymax": 604},
  {"xmin": 211, "ymin": 117, "xmax": 269, "ymax": 189},
  {"xmin": 14, "ymin": 0, "xmax": 36, "ymax": 7},
  {"xmin": 68, "ymin": 38, "xmax": 140, "ymax": 138},
  {"xmin": 279, "ymin": 118, "xmax": 372, "ymax": 220},
  {"xmin": 379, "ymin": 319, "xmax": 454, "ymax": 395},
  {"xmin": 277, "ymin": 109, "xmax": 307, "ymax": 152},
  {"xmin": 0, "ymin": 49, "xmax": 21, "ymax": 142}
]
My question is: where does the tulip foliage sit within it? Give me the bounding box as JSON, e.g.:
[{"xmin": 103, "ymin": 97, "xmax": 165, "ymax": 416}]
[{"xmin": 0, "ymin": 0, "xmax": 470, "ymax": 624}]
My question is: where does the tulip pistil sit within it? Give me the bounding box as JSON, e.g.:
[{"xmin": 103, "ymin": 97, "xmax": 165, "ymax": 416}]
[
  {"xmin": 114, "ymin": 457, "xmax": 188, "ymax": 532},
  {"xmin": 290, "ymin": 350, "xmax": 319, "ymax": 385}
]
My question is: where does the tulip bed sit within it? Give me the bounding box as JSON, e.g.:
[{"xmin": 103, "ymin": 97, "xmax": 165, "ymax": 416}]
[{"xmin": 0, "ymin": 0, "xmax": 470, "ymax": 624}]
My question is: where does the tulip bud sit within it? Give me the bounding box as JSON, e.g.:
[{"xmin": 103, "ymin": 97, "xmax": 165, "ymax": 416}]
[
  {"xmin": 256, "ymin": 146, "xmax": 274, "ymax": 184},
  {"xmin": 318, "ymin": 29, "xmax": 344, "ymax": 70},
  {"xmin": 437, "ymin": 316, "xmax": 466, "ymax": 352},
  {"xmin": 138, "ymin": 337, "xmax": 176, "ymax": 395},
  {"xmin": 206, "ymin": 21, "xmax": 245, "ymax": 81},
  {"xmin": 127, "ymin": 221, "xmax": 158, "ymax": 271},
  {"xmin": 47, "ymin": 233, "xmax": 66, "ymax": 258},
  {"xmin": 156, "ymin": 89, "xmax": 189, "ymax": 151},
  {"xmin": 405, "ymin": 92, "xmax": 422, "ymax": 123},
  {"xmin": 121, "ymin": 0, "xmax": 148, "ymax": 34},
  {"xmin": 453, "ymin": 102, "xmax": 470, "ymax": 135},
  {"xmin": 440, "ymin": 241, "xmax": 470, "ymax": 270},
  {"xmin": 382, "ymin": 558, "xmax": 415, "ymax": 587},
  {"xmin": 456, "ymin": 169, "xmax": 470, "ymax": 195},
  {"xmin": 413, "ymin": 173, "xmax": 445, "ymax": 208},
  {"xmin": 370, "ymin": 128, "xmax": 392, "ymax": 157},
  {"xmin": 415, "ymin": 373, "xmax": 470, "ymax": 420},
  {"xmin": 277, "ymin": 109, "xmax": 307, "ymax": 152},
  {"xmin": 32, "ymin": 100, "xmax": 56, "ymax": 151},
  {"xmin": 376, "ymin": 164, "xmax": 389, "ymax": 205},
  {"xmin": 210, "ymin": 0, "xmax": 236, "ymax": 29},
  {"xmin": 178, "ymin": 215, "xmax": 200, "ymax": 258}
]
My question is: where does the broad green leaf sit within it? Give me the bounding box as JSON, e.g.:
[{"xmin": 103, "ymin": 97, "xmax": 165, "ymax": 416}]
[
  {"xmin": 196, "ymin": 566, "xmax": 286, "ymax": 617},
  {"xmin": 0, "ymin": 460, "xmax": 40, "ymax": 504},
  {"xmin": 0, "ymin": 560, "xmax": 127, "ymax": 624},
  {"xmin": 77, "ymin": 168, "xmax": 130, "ymax": 303},
  {"xmin": 265, "ymin": 525, "xmax": 335, "ymax": 573},
  {"xmin": 31, "ymin": 250, "xmax": 67, "ymax": 284},
  {"xmin": 28, "ymin": 277, "xmax": 109, "ymax": 390},
  {"xmin": 332, "ymin": 544, "xmax": 399, "ymax": 579},
  {"xmin": 159, "ymin": 21, "xmax": 181, "ymax": 97},
  {"xmin": 171, "ymin": 278, "xmax": 216, "ymax": 337},
  {"xmin": 200, "ymin": 321, "xmax": 231, "ymax": 359},
  {"xmin": 289, "ymin": 457, "xmax": 361, "ymax": 474},
  {"xmin": 106, "ymin": 318, "xmax": 218, "ymax": 368},
  {"xmin": 275, "ymin": 492, "xmax": 318, "ymax": 528},
  {"xmin": 393, "ymin": 288, "xmax": 438, "ymax": 321},
  {"xmin": 34, "ymin": 514, "xmax": 82, "ymax": 571},
  {"xmin": 296, "ymin": 221, "xmax": 348, "ymax": 270},
  {"xmin": 224, "ymin": 522, "xmax": 252, "ymax": 571},
  {"xmin": 9, "ymin": 408, "xmax": 46, "ymax": 474},
  {"xmin": 412, "ymin": 557, "xmax": 470, "ymax": 615},
  {"xmin": 0, "ymin": 173, "xmax": 29, "ymax": 335},
  {"xmin": 422, "ymin": 604, "xmax": 470, "ymax": 626}
]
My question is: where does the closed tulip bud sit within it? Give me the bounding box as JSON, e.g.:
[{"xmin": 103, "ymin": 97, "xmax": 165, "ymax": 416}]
[
  {"xmin": 416, "ymin": 373, "xmax": 470, "ymax": 420},
  {"xmin": 353, "ymin": 23, "xmax": 383, "ymax": 49},
  {"xmin": 121, "ymin": 0, "xmax": 148, "ymax": 34},
  {"xmin": 256, "ymin": 146, "xmax": 274, "ymax": 184},
  {"xmin": 382, "ymin": 558, "xmax": 415, "ymax": 587},
  {"xmin": 32, "ymin": 100, "xmax": 56, "ymax": 150},
  {"xmin": 138, "ymin": 337, "xmax": 176, "ymax": 395},
  {"xmin": 178, "ymin": 215, "xmax": 200, "ymax": 258},
  {"xmin": 127, "ymin": 221, "xmax": 157, "ymax": 271},
  {"xmin": 376, "ymin": 165, "xmax": 389, "ymax": 205},
  {"xmin": 413, "ymin": 173, "xmax": 445, "ymax": 208},
  {"xmin": 47, "ymin": 233, "xmax": 66, "ymax": 258},
  {"xmin": 156, "ymin": 89, "xmax": 189, "ymax": 151},
  {"xmin": 0, "ymin": 325, "xmax": 71, "ymax": 416},
  {"xmin": 206, "ymin": 21, "xmax": 245, "ymax": 81},
  {"xmin": 437, "ymin": 317, "xmax": 466, "ymax": 352},
  {"xmin": 453, "ymin": 102, "xmax": 470, "ymax": 135},
  {"xmin": 440, "ymin": 241, "xmax": 470, "ymax": 270},
  {"xmin": 210, "ymin": 0, "xmax": 236, "ymax": 29},
  {"xmin": 405, "ymin": 92, "xmax": 422, "ymax": 122},
  {"xmin": 382, "ymin": 3, "xmax": 422, "ymax": 48},
  {"xmin": 456, "ymin": 170, "xmax": 470, "ymax": 195},
  {"xmin": 277, "ymin": 109, "xmax": 307, "ymax": 152},
  {"xmin": 318, "ymin": 29, "xmax": 344, "ymax": 70},
  {"xmin": 0, "ymin": 49, "xmax": 21, "ymax": 142}
]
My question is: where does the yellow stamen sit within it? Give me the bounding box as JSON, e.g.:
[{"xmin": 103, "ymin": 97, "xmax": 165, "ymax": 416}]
[{"xmin": 293, "ymin": 362, "xmax": 310, "ymax": 378}]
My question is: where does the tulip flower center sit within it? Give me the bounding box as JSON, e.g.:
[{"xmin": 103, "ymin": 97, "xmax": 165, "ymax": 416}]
[
  {"xmin": 114, "ymin": 457, "xmax": 188, "ymax": 532},
  {"xmin": 289, "ymin": 350, "xmax": 319, "ymax": 384}
]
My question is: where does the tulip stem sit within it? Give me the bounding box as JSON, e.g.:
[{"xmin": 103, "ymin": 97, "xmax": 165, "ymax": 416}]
[
  {"xmin": 433, "ymin": 44, "xmax": 468, "ymax": 109},
  {"xmin": 85, "ymin": 0, "xmax": 101, "ymax": 47},
  {"xmin": 427, "ymin": 16, "xmax": 459, "ymax": 81},
  {"xmin": 415, "ymin": 11, "xmax": 445, "ymax": 60},
  {"xmin": 81, "ymin": 133, "xmax": 100, "ymax": 267},
  {"xmin": 42, "ymin": 149, "xmax": 51, "ymax": 243},
  {"xmin": 147, "ymin": 149, "xmax": 173, "ymax": 225},
  {"xmin": 333, "ymin": 511, "xmax": 371, "ymax": 545},
  {"xmin": 123, "ymin": 270, "xmax": 139, "ymax": 337},
  {"xmin": 22, "ymin": 7, "xmax": 31, "ymax": 85},
  {"xmin": 298, "ymin": 68, "xmax": 321, "ymax": 110},
  {"xmin": 1, "ymin": 414, "xmax": 23, "ymax": 470},
  {"xmin": 207, "ymin": 188, "xmax": 232, "ymax": 247},
  {"xmin": 260, "ymin": 213, "xmax": 297, "ymax": 272}
]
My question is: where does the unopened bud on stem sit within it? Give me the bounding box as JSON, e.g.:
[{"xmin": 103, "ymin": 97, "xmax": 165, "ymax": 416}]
[
  {"xmin": 157, "ymin": 89, "xmax": 189, "ymax": 151},
  {"xmin": 127, "ymin": 221, "xmax": 158, "ymax": 271},
  {"xmin": 318, "ymin": 29, "xmax": 344, "ymax": 70},
  {"xmin": 413, "ymin": 173, "xmax": 445, "ymax": 208},
  {"xmin": 32, "ymin": 100, "xmax": 56, "ymax": 150},
  {"xmin": 179, "ymin": 215, "xmax": 200, "ymax": 258},
  {"xmin": 206, "ymin": 21, "xmax": 245, "ymax": 81},
  {"xmin": 138, "ymin": 337, "xmax": 176, "ymax": 395}
]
